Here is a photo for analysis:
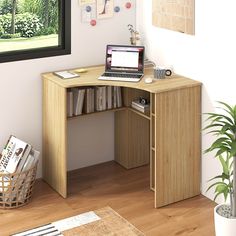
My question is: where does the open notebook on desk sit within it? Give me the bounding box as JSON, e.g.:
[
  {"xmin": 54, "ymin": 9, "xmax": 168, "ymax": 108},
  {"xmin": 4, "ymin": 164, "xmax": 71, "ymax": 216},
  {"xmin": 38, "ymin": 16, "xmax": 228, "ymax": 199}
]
[{"xmin": 98, "ymin": 45, "xmax": 145, "ymax": 82}]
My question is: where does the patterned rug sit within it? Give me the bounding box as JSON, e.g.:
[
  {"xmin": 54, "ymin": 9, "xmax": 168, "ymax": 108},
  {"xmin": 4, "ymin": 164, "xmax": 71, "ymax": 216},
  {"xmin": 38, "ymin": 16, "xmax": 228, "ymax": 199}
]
[{"xmin": 12, "ymin": 206, "xmax": 144, "ymax": 236}]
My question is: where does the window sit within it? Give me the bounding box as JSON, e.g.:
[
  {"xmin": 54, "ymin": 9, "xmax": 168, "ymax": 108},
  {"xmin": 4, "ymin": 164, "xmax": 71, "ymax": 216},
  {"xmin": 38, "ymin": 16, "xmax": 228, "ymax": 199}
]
[{"xmin": 0, "ymin": 0, "xmax": 71, "ymax": 63}]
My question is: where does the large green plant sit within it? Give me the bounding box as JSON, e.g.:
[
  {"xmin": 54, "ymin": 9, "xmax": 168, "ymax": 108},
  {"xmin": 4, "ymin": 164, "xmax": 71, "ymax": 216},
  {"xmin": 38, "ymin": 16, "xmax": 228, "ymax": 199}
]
[{"xmin": 204, "ymin": 102, "xmax": 236, "ymax": 217}]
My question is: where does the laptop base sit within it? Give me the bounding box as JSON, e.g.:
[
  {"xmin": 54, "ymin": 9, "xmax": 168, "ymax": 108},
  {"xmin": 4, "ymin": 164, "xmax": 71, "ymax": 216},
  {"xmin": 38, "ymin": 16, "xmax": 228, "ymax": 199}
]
[{"xmin": 98, "ymin": 76, "xmax": 141, "ymax": 82}]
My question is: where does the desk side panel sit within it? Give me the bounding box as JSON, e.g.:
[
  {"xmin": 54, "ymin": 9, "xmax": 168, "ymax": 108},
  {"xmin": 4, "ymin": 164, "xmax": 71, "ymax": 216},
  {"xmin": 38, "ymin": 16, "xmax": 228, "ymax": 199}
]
[
  {"xmin": 43, "ymin": 78, "xmax": 67, "ymax": 198},
  {"xmin": 115, "ymin": 109, "xmax": 150, "ymax": 169},
  {"xmin": 128, "ymin": 110, "xmax": 150, "ymax": 168},
  {"xmin": 115, "ymin": 110, "xmax": 129, "ymax": 168},
  {"xmin": 155, "ymin": 86, "xmax": 201, "ymax": 207}
]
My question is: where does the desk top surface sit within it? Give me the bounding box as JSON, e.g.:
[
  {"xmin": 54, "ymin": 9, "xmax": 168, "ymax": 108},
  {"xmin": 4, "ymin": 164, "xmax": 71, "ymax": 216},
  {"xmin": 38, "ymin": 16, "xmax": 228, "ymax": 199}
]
[{"xmin": 42, "ymin": 65, "xmax": 201, "ymax": 93}]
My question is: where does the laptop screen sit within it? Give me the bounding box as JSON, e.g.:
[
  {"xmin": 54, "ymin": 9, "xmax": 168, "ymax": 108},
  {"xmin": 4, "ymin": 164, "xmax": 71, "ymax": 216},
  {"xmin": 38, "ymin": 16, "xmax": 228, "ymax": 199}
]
[{"xmin": 105, "ymin": 45, "xmax": 145, "ymax": 73}]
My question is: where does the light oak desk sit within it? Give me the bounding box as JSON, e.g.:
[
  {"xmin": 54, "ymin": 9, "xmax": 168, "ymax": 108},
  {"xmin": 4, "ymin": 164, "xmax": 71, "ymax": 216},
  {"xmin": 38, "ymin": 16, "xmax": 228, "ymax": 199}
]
[{"xmin": 42, "ymin": 65, "xmax": 201, "ymax": 208}]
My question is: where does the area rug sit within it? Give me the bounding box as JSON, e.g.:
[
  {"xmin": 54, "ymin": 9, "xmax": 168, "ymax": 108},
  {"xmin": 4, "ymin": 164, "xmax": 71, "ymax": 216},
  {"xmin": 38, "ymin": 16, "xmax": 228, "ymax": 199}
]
[{"xmin": 12, "ymin": 206, "xmax": 145, "ymax": 236}]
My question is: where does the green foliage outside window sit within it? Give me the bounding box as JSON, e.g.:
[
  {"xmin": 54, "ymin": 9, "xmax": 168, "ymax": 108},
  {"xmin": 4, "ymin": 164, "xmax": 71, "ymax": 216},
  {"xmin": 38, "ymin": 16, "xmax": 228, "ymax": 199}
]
[
  {"xmin": 0, "ymin": 0, "xmax": 59, "ymax": 38},
  {"xmin": 0, "ymin": 13, "xmax": 42, "ymax": 37}
]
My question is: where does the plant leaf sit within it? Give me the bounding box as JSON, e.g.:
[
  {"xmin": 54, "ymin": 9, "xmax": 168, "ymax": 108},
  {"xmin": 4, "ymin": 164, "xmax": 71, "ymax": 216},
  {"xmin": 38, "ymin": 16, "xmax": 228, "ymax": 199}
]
[
  {"xmin": 217, "ymin": 101, "xmax": 234, "ymax": 117},
  {"xmin": 215, "ymin": 184, "xmax": 228, "ymax": 194},
  {"xmin": 208, "ymin": 174, "xmax": 229, "ymax": 182},
  {"xmin": 216, "ymin": 147, "xmax": 229, "ymax": 157},
  {"xmin": 203, "ymin": 123, "xmax": 223, "ymax": 131},
  {"xmin": 214, "ymin": 192, "xmax": 222, "ymax": 201},
  {"xmin": 219, "ymin": 156, "xmax": 229, "ymax": 175},
  {"xmin": 206, "ymin": 182, "xmax": 228, "ymax": 192},
  {"xmin": 230, "ymin": 141, "xmax": 236, "ymax": 156}
]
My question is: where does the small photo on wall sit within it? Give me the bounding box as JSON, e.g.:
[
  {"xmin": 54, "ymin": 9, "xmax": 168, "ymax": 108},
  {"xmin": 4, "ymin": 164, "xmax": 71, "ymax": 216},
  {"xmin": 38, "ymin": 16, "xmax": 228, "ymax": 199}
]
[{"xmin": 97, "ymin": 0, "xmax": 114, "ymax": 19}]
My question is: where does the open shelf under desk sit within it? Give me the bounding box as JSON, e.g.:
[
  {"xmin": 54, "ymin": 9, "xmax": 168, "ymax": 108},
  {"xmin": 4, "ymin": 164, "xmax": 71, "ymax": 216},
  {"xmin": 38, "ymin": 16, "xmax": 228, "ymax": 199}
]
[{"xmin": 67, "ymin": 107, "xmax": 151, "ymax": 120}]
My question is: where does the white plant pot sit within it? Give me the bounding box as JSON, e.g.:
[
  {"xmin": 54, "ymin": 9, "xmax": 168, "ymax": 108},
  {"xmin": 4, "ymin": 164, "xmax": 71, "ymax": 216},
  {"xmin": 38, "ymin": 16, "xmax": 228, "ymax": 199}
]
[{"xmin": 214, "ymin": 204, "xmax": 236, "ymax": 236}]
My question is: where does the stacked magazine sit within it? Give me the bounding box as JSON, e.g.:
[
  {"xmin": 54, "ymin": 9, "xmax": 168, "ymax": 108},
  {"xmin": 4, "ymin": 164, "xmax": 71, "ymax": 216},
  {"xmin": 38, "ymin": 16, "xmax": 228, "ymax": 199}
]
[
  {"xmin": 0, "ymin": 135, "xmax": 39, "ymax": 199},
  {"xmin": 131, "ymin": 99, "xmax": 150, "ymax": 113}
]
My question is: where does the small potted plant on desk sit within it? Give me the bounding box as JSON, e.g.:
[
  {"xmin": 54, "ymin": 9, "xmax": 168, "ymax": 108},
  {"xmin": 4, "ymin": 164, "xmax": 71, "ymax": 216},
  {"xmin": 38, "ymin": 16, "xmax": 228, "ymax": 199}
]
[{"xmin": 204, "ymin": 102, "xmax": 236, "ymax": 236}]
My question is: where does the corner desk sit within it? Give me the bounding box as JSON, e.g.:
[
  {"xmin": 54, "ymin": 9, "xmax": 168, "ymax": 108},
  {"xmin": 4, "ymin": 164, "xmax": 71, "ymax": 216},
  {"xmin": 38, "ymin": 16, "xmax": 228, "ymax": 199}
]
[{"xmin": 42, "ymin": 65, "xmax": 201, "ymax": 208}]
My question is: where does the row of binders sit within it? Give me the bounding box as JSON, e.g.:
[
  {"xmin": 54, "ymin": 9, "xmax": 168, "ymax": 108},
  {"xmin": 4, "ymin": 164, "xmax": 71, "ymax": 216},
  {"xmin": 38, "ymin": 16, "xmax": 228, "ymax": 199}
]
[{"xmin": 67, "ymin": 86, "xmax": 122, "ymax": 117}]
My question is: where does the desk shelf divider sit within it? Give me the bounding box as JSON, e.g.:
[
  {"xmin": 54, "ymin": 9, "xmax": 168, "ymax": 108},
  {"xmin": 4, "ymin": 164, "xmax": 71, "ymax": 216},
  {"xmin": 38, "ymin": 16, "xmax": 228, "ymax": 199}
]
[{"xmin": 67, "ymin": 107, "xmax": 126, "ymax": 120}]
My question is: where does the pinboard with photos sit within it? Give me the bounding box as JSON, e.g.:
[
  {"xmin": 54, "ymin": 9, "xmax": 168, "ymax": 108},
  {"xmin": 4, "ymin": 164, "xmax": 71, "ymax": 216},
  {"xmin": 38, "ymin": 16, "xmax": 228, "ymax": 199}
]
[{"xmin": 79, "ymin": 0, "xmax": 134, "ymax": 26}]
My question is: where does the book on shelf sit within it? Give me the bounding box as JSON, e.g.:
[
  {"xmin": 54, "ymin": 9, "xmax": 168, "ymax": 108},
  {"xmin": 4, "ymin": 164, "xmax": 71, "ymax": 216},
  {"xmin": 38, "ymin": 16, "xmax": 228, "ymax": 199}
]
[
  {"xmin": 72, "ymin": 88, "xmax": 85, "ymax": 116},
  {"xmin": 78, "ymin": 89, "xmax": 86, "ymax": 115},
  {"xmin": 131, "ymin": 100, "xmax": 150, "ymax": 113},
  {"xmin": 113, "ymin": 87, "xmax": 117, "ymax": 108},
  {"xmin": 100, "ymin": 86, "xmax": 106, "ymax": 111},
  {"xmin": 84, "ymin": 87, "xmax": 95, "ymax": 114},
  {"xmin": 117, "ymin": 87, "xmax": 122, "ymax": 108},
  {"xmin": 95, "ymin": 86, "xmax": 106, "ymax": 111},
  {"xmin": 106, "ymin": 86, "xmax": 112, "ymax": 109},
  {"xmin": 72, "ymin": 88, "xmax": 79, "ymax": 115},
  {"xmin": 67, "ymin": 89, "xmax": 73, "ymax": 117},
  {"xmin": 113, "ymin": 87, "xmax": 122, "ymax": 108}
]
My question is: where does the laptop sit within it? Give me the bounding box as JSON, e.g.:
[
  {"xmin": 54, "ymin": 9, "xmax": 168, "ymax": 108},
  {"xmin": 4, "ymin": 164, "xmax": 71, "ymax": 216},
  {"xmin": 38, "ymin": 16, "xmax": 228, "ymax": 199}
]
[{"xmin": 98, "ymin": 45, "xmax": 145, "ymax": 82}]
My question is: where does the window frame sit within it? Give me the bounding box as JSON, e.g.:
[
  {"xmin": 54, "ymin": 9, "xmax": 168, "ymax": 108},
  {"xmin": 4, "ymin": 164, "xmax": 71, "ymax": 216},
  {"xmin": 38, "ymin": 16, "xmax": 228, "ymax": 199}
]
[{"xmin": 0, "ymin": 0, "xmax": 71, "ymax": 63}]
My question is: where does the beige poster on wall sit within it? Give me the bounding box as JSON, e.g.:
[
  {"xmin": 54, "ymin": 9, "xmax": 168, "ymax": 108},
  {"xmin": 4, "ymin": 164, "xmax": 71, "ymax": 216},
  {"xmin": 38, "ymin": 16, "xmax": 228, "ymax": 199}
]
[
  {"xmin": 152, "ymin": 0, "xmax": 195, "ymax": 35},
  {"xmin": 79, "ymin": 0, "xmax": 96, "ymax": 6}
]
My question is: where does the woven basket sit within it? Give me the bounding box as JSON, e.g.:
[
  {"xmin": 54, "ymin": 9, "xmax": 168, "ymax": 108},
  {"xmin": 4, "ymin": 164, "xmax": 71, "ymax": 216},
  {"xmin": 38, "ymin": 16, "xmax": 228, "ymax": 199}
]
[{"xmin": 0, "ymin": 161, "xmax": 38, "ymax": 209}]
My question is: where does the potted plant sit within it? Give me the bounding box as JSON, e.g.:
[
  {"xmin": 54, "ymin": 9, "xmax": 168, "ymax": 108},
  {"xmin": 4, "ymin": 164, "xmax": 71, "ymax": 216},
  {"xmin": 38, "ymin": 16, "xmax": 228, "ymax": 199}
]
[
  {"xmin": 127, "ymin": 24, "xmax": 141, "ymax": 46},
  {"xmin": 204, "ymin": 102, "xmax": 236, "ymax": 236}
]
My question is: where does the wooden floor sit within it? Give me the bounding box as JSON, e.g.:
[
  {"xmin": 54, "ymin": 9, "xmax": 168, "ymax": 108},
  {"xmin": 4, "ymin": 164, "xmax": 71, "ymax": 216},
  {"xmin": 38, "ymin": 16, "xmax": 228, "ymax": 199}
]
[{"xmin": 0, "ymin": 161, "xmax": 216, "ymax": 236}]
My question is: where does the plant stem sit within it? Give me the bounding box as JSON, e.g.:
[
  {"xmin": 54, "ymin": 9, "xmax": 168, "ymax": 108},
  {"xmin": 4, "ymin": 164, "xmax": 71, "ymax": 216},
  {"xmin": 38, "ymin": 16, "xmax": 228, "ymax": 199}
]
[{"xmin": 233, "ymin": 155, "xmax": 236, "ymax": 217}]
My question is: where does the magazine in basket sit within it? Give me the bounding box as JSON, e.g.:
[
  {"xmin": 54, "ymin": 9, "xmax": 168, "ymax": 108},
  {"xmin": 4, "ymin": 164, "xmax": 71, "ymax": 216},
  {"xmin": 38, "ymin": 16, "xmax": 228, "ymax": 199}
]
[
  {"xmin": 0, "ymin": 135, "xmax": 39, "ymax": 194},
  {"xmin": 0, "ymin": 135, "xmax": 31, "ymax": 174}
]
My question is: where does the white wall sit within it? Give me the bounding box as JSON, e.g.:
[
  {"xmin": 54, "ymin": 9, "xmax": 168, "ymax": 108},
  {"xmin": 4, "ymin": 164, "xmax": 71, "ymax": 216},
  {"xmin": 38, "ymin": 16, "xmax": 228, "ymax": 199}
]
[
  {"xmin": 0, "ymin": 0, "xmax": 136, "ymax": 177},
  {"xmin": 136, "ymin": 0, "xmax": 236, "ymax": 204}
]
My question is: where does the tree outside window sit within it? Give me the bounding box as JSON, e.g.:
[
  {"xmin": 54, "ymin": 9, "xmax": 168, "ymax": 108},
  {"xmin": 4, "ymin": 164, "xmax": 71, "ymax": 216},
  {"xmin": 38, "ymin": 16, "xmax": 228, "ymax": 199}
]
[{"xmin": 0, "ymin": 0, "xmax": 71, "ymax": 63}]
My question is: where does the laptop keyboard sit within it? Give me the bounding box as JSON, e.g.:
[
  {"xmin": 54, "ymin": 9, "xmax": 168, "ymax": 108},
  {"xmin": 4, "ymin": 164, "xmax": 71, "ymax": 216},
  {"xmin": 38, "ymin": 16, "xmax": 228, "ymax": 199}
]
[
  {"xmin": 98, "ymin": 73, "xmax": 143, "ymax": 82},
  {"xmin": 103, "ymin": 73, "xmax": 142, "ymax": 78}
]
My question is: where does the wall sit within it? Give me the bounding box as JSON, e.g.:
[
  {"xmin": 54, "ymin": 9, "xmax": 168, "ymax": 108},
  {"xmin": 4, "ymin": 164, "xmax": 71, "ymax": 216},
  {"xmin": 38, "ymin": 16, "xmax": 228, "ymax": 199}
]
[
  {"xmin": 0, "ymin": 0, "xmax": 136, "ymax": 177},
  {"xmin": 136, "ymin": 0, "xmax": 236, "ymax": 203}
]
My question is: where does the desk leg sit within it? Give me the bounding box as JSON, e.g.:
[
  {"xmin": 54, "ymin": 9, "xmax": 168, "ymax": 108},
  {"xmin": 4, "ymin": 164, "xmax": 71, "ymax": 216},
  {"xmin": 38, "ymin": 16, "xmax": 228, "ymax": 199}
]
[
  {"xmin": 43, "ymin": 79, "xmax": 67, "ymax": 198},
  {"xmin": 154, "ymin": 86, "xmax": 201, "ymax": 208}
]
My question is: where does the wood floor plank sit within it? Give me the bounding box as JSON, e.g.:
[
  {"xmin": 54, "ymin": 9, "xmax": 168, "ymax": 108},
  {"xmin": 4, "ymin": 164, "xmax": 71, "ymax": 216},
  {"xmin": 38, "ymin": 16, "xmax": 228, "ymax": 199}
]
[{"xmin": 0, "ymin": 161, "xmax": 215, "ymax": 236}]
